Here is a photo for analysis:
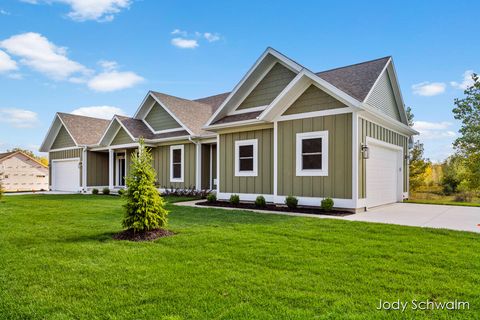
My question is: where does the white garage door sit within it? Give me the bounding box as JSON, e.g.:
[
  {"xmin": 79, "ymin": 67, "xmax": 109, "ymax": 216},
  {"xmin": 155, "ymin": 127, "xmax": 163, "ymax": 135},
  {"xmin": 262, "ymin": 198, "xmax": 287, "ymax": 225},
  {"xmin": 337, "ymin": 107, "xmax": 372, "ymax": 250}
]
[
  {"xmin": 52, "ymin": 159, "xmax": 80, "ymax": 192},
  {"xmin": 366, "ymin": 141, "xmax": 401, "ymax": 208}
]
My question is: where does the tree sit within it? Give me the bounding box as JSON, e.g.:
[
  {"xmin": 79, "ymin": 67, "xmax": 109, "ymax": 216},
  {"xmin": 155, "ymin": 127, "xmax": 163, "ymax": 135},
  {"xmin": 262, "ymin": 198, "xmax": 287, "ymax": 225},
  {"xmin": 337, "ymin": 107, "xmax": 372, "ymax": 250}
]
[
  {"xmin": 122, "ymin": 139, "xmax": 168, "ymax": 232},
  {"xmin": 452, "ymin": 73, "xmax": 480, "ymax": 156},
  {"xmin": 441, "ymin": 155, "xmax": 465, "ymax": 195},
  {"xmin": 406, "ymin": 107, "xmax": 430, "ymax": 191},
  {"xmin": 409, "ymin": 141, "xmax": 430, "ymax": 191},
  {"xmin": 0, "ymin": 178, "xmax": 4, "ymax": 201}
]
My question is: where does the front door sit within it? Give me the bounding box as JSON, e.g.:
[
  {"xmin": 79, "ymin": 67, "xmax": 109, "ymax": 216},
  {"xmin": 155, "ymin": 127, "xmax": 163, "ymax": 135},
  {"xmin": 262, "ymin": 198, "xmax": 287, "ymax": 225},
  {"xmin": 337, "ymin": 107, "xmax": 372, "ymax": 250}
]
[{"xmin": 117, "ymin": 154, "xmax": 126, "ymax": 187}]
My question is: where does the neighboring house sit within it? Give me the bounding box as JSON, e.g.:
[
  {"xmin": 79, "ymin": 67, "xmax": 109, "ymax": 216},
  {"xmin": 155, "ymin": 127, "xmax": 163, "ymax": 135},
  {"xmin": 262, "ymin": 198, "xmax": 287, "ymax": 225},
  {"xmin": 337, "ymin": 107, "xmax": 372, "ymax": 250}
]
[
  {"xmin": 39, "ymin": 47, "xmax": 417, "ymax": 210},
  {"xmin": 0, "ymin": 151, "xmax": 49, "ymax": 192}
]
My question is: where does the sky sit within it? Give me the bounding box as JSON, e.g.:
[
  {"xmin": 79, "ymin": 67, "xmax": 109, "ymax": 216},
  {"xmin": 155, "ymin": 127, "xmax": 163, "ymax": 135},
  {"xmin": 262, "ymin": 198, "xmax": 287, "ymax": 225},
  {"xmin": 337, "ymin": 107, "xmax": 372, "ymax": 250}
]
[{"xmin": 0, "ymin": 0, "xmax": 478, "ymax": 162}]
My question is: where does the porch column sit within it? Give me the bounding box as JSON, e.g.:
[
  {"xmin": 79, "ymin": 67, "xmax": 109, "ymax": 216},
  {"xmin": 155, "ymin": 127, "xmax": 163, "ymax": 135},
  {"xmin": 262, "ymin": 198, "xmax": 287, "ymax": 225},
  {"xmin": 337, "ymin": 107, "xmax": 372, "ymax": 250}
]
[
  {"xmin": 195, "ymin": 142, "xmax": 202, "ymax": 191},
  {"xmin": 108, "ymin": 148, "xmax": 114, "ymax": 189}
]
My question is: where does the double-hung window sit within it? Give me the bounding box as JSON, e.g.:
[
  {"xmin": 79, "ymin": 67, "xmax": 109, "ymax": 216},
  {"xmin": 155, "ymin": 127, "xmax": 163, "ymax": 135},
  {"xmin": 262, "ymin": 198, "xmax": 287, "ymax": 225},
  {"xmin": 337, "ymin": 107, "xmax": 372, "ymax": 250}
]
[
  {"xmin": 170, "ymin": 145, "xmax": 184, "ymax": 182},
  {"xmin": 235, "ymin": 139, "xmax": 258, "ymax": 177},
  {"xmin": 296, "ymin": 131, "xmax": 328, "ymax": 176}
]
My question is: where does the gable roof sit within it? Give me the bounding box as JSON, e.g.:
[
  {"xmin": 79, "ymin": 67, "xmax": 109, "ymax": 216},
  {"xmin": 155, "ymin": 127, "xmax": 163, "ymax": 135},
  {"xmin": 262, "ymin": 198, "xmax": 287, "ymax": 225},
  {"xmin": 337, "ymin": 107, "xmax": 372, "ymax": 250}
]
[
  {"xmin": 0, "ymin": 151, "xmax": 48, "ymax": 168},
  {"xmin": 194, "ymin": 92, "xmax": 230, "ymax": 111},
  {"xmin": 116, "ymin": 115, "xmax": 189, "ymax": 141},
  {"xmin": 316, "ymin": 56, "xmax": 391, "ymax": 102},
  {"xmin": 57, "ymin": 113, "xmax": 110, "ymax": 145}
]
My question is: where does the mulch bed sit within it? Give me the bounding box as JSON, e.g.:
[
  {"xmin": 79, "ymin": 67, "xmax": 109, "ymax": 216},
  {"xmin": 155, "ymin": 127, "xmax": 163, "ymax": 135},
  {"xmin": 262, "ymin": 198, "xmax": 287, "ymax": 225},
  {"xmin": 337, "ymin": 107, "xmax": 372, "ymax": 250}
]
[
  {"xmin": 197, "ymin": 201, "xmax": 353, "ymax": 217},
  {"xmin": 113, "ymin": 229, "xmax": 175, "ymax": 242}
]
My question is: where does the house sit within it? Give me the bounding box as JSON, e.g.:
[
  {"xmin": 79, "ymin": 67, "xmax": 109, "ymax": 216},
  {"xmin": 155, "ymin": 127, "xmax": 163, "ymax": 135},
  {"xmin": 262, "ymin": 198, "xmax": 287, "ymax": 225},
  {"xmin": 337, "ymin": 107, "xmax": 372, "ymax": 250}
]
[
  {"xmin": 0, "ymin": 151, "xmax": 49, "ymax": 192},
  {"xmin": 39, "ymin": 48, "xmax": 417, "ymax": 210}
]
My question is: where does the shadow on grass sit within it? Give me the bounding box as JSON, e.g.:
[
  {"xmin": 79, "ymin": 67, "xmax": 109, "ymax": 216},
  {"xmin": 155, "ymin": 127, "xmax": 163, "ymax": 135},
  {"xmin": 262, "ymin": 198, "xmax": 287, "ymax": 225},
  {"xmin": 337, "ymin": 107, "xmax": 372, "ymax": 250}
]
[{"xmin": 61, "ymin": 231, "xmax": 119, "ymax": 243}]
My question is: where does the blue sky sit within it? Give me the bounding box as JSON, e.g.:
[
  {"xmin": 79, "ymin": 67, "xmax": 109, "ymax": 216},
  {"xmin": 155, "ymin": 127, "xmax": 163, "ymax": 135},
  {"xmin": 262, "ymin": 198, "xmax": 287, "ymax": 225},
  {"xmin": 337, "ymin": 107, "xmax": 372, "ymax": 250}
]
[{"xmin": 0, "ymin": 0, "xmax": 478, "ymax": 162}]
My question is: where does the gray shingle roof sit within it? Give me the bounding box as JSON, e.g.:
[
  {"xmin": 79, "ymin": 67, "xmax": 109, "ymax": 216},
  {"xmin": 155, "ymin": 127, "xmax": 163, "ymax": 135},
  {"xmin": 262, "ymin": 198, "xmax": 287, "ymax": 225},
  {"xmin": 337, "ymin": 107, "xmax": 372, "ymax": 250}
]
[
  {"xmin": 212, "ymin": 111, "xmax": 263, "ymax": 125},
  {"xmin": 57, "ymin": 113, "xmax": 110, "ymax": 145},
  {"xmin": 194, "ymin": 92, "xmax": 230, "ymax": 112},
  {"xmin": 316, "ymin": 56, "xmax": 390, "ymax": 102},
  {"xmin": 116, "ymin": 116, "xmax": 189, "ymax": 140}
]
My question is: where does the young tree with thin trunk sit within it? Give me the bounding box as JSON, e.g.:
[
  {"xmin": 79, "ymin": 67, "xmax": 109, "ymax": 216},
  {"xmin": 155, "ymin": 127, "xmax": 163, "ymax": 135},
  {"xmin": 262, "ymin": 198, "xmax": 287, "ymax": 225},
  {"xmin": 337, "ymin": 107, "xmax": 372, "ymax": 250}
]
[{"xmin": 122, "ymin": 139, "xmax": 168, "ymax": 232}]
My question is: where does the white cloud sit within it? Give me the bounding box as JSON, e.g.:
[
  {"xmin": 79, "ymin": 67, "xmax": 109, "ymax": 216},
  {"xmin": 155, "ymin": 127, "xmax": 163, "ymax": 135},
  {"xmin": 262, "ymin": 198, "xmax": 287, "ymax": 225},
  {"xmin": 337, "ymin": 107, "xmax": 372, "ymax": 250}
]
[
  {"xmin": 171, "ymin": 37, "xmax": 198, "ymax": 49},
  {"xmin": 412, "ymin": 82, "xmax": 446, "ymax": 96},
  {"xmin": 87, "ymin": 70, "xmax": 144, "ymax": 92},
  {"xmin": 413, "ymin": 120, "xmax": 457, "ymax": 140},
  {"xmin": 171, "ymin": 29, "xmax": 187, "ymax": 37},
  {"xmin": 0, "ymin": 9, "xmax": 10, "ymax": 15},
  {"xmin": 0, "ymin": 108, "xmax": 38, "ymax": 128},
  {"xmin": 204, "ymin": 32, "xmax": 220, "ymax": 42},
  {"xmin": 450, "ymin": 70, "xmax": 476, "ymax": 90},
  {"xmin": 98, "ymin": 60, "xmax": 118, "ymax": 71},
  {"xmin": 0, "ymin": 50, "xmax": 18, "ymax": 73},
  {"xmin": 71, "ymin": 105, "xmax": 125, "ymax": 119},
  {"xmin": 21, "ymin": 0, "xmax": 131, "ymax": 22},
  {"xmin": 0, "ymin": 32, "xmax": 90, "ymax": 80}
]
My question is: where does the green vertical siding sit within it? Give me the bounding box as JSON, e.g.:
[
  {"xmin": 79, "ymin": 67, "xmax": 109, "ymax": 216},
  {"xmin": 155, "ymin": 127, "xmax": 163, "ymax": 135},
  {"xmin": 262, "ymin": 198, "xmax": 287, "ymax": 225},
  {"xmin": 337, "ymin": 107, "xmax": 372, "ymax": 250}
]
[
  {"xmin": 86, "ymin": 151, "xmax": 108, "ymax": 186},
  {"xmin": 48, "ymin": 148, "xmax": 83, "ymax": 186},
  {"xmin": 366, "ymin": 71, "xmax": 401, "ymax": 121},
  {"xmin": 219, "ymin": 128, "xmax": 273, "ymax": 194},
  {"xmin": 51, "ymin": 126, "xmax": 76, "ymax": 149},
  {"xmin": 237, "ymin": 63, "xmax": 296, "ymax": 110},
  {"xmin": 278, "ymin": 113, "xmax": 352, "ymax": 199},
  {"xmin": 111, "ymin": 128, "xmax": 133, "ymax": 145},
  {"xmin": 152, "ymin": 143, "xmax": 196, "ymax": 189},
  {"xmin": 283, "ymin": 84, "xmax": 346, "ymax": 115},
  {"xmin": 145, "ymin": 103, "xmax": 181, "ymax": 131},
  {"xmin": 358, "ymin": 117, "xmax": 409, "ymax": 198}
]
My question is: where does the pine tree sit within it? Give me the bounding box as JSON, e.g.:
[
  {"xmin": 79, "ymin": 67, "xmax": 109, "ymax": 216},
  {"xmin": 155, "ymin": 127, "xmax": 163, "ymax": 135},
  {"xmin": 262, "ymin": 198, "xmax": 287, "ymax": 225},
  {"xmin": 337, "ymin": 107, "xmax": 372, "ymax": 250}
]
[{"xmin": 122, "ymin": 139, "xmax": 168, "ymax": 232}]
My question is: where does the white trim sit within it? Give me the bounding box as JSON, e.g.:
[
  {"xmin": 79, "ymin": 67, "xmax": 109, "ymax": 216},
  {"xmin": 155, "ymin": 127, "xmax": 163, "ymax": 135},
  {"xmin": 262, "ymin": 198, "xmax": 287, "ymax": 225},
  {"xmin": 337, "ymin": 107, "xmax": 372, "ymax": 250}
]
[
  {"xmin": 195, "ymin": 142, "xmax": 201, "ymax": 190},
  {"xmin": 97, "ymin": 117, "xmax": 118, "ymax": 146},
  {"xmin": 203, "ymin": 119, "xmax": 265, "ymax": 131},
  {"xmin": 277, "ymin": 107, "xmax": 355, "ymax": 122},
  {"xmin": 143, "ymin": 135, "xmax": 191, "ymax": 144},
  {"xmin": 273, "ymin": 121, "xmax": 278, "ymax": 198},
  {"xmin": 209, "ymin": 144, "xmax": 213, "ymax": 190},
  {"xmin": 51, "ymin": 157, "xmax": 81, "ymax": 163},
  {"xmin": 359, "ymin": 106, "xmax": 417, "ymax": 136},
  {"xmin": 154, "ymin": 127, "xmax": 185, "ymax": 135},
  {"xmin": 229, "ymin": 105, "xmax": 268, "ymax": 115},
  {"xmin": 49, "ymin": 146, "xmax": 82, "ymax": 152},
  {"xmin": 114, "ymin": 116, "xmax": 136, "ymax": 142},
  {"xmin": 352, "ymin": 112, "xmax": 359, "ymax": 208},
  {"xmin": 140, "ymin": 100, "xmax": 185, "ymax": 135},
  {"xmin": 363, "ymin": 58, "xmax": 392, "ymax": 102},
  {"xmin": 358, "ymin": 114, "xmax": 412, "ymax": 139},
  {"xmin": 92, "ymin": 143, "xmax": 141, "ymax": 151},
  {"xmin": 234, "ymin": 139, "xmax": 258, "ymax": 177},
  {"xmin": 108, "ymin": 149, "xmax": 114, "ymax": 189},
  {"xmin": 295, "ymin": 131, "xmax": 328, "ymax": 177},
  {"xmin": 82, "ymin": 148, "xmax": 87, "ymax": 191},
  {"xmin": 387, "ymin": 60, "xmax": 409, "ymax": 125},
  {"xmin": 115, "ymin": 152, "xmax": 126, "ymax": 187},
  {"xmin": 205, "ymin": 47, "xmax": 303, "ymax": 127},
  {"xmin": 216, "ymin": 192, "xmax": 357, "ymax": 209},
  {"xmin": 216, "ymin": 135, "xmax": 220, "ymax": 193},
  {"xmin": 40, "ymin": 115, "xmax": 63, "ymax": 152},
  {"xmin": 56, "ymin": 114, "xmax": 79, "ymax": 146},
  {"xmin": 365, "ymin": 136, "xmax": 403, "ymax": 152},
  {"xmin": 170, "ymin": 145, "xmax": 184, "ymax": 183},
  {"xmin": 149, "ymin": 93, "xmax": 195, "ymax": 136}
]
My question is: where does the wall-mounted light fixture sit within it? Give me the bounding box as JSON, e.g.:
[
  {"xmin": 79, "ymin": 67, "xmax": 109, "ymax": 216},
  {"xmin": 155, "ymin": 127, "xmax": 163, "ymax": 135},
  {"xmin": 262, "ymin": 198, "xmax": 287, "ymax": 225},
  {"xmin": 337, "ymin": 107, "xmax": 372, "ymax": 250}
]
[
  {"xmin": 78, "ymin": 161, "xmax": 82, "ymax": 169},
  {"xmin": 361, "ymin": 144, "xmax": 369, "ymax": 159}
]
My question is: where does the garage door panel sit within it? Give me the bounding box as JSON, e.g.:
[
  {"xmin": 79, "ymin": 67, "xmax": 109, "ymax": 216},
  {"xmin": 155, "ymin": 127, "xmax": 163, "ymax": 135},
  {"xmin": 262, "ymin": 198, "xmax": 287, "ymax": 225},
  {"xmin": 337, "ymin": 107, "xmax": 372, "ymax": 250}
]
[
  {"xmin": 366, "ymin": 143, "xmax": 400, "ymax": 208},
  {"xmin": 52, "ymin": 160, "xmax": 80, "ymax": 192}
]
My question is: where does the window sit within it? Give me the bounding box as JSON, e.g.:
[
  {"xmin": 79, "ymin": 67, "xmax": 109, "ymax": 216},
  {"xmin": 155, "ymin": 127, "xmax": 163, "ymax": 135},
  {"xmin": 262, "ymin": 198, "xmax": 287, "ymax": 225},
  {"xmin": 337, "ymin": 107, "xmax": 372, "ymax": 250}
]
[
  {"xmin": 235, "ymin": 139, "xmax": 258, "ymax": 177},
  {"xmin": 170, "ymin": 145, "xmax": 184, "ymax": 182},
  {"xmin": 296, "ymin": 131, "xmax": 328, "ymax": 176}
]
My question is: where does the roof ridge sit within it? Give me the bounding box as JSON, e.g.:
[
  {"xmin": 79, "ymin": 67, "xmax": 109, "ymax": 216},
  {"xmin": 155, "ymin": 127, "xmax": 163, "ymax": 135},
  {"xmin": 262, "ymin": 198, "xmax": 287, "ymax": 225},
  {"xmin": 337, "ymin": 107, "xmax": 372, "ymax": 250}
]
[
  {"xmin": 194, "ymin": 91, "xmax": 230, "ymax": 101},
  {"xmin": 151, "ymin": 90, "xmax": 212, "ymax": 108},
  {"xmin": 316, "ymin": 56, "xmax": 391, "ymax": 75},
  {"xmin": 58, "ymin": 112, "xmax": 110, "ymax": 122}
]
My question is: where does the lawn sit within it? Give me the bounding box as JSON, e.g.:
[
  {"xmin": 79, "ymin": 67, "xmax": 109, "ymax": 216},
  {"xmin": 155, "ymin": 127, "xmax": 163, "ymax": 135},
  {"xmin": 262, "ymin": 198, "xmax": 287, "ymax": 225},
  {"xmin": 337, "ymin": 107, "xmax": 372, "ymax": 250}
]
[
  {"xmin": 0, "ymin": 195, "xmax": 479, "ymax": 319},
  {"xmin": 407, "ymin": 190, "xmax": 480, "ymax": 207}
]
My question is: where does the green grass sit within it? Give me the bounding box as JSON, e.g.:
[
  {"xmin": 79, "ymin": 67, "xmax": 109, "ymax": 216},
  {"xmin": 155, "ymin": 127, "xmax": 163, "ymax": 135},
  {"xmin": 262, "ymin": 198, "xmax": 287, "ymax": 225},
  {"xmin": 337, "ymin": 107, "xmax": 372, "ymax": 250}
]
[
  {"xmin": 405, "ymin": 199, "xmax": 480, "ymax": 207},
  {"xmin": 0, "ymin": 195, "xmax": 479, "ymax": 319}
]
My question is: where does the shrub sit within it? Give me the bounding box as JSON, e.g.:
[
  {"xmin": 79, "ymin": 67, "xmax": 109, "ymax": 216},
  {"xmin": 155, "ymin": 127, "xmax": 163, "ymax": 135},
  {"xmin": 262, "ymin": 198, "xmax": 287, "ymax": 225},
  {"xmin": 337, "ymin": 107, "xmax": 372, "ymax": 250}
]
[
  {"xmin": 118, "ymin": 189, "xmax": 125, "ymax": 196},
  {"xmin": 321, "ymin": 198, "xmax": 334, "ymax": 211},
  {"xmin": 123, "ymin": 139, "xmax": 168, "ymax": 232},
  {"xmin": 0, "ymin": 179, "xmax": 4, "ymax": 201},
  {"xmin": 285, "ymin": 195, "xmax": 298, "ymax": 210},
  {"xmin": 102, "ymin": 188, "xmax": 110, "ymax": 195},
  {"xmin": 206, "ymin": 193, "xmax": 217, "ymax": 203},
  {"xmin": 229, "ymin": 194, "xmax": 240, "ymax": 206},
  {"xmin": 92, "ymin": 188, "xmax": 99, "ymax": 195},
  {"xmin": 255, "ymin": 195, "xmax": 266, "ymax": 208}
]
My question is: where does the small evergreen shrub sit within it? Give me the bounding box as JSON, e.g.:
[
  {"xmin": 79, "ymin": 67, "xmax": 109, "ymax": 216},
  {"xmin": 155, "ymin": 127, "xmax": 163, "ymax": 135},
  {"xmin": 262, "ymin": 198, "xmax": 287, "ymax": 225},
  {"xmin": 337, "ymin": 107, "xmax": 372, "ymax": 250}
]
[
  {"xmin": 102, "ymin": 188, "xmax": 110, "ymax": 195},
  {"xmin": 285, "ymin": 195, "xmax": 298, "ymax": 210},
  {"xmin": 118, "ymin": 189, "xmax": 125, "ymax": 196},
  {"xmin": 206, "ymin": 193, "xmax": 217, "ymax": 203},
  {"xmin": 255, "ymin": 195, "xmax": 266, "ymax": 208},
  {"xmin": 92, "ymin": 188, "xmax": 99, "ymax": 195},
  {"xmin": 229, "ymin": 194, "xmax": 240, "ymax": 205},
  {"xmin": 321, "ymin": 198, "xmax": 334, "ymax": 211},
  {"xmin": 123, "ymin": 139, "xmax": 168, "ymax": 232},
  {"xmin": 0, "ymin": 180, "xmax": 4, "ymax": 201}
]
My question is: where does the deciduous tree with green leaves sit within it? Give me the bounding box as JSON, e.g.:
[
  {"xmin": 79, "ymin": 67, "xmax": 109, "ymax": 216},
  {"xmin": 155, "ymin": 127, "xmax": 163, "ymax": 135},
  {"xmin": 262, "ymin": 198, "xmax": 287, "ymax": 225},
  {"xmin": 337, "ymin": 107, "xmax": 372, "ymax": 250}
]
[
  {"xmin": 122, "ymin": 139, "xmax": 168, "ymax": 232},
  {"xmin": 406, "ymin": 107, "xmax": 430, "ymax": 191}
]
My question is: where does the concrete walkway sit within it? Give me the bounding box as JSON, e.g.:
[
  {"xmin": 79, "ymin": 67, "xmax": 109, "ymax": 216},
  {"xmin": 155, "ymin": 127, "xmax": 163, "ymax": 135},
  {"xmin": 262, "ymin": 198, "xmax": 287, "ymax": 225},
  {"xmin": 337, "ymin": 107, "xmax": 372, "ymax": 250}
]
[{"xmin": 175, "ymin": 200, "xmax": 480, "ymax": 233}]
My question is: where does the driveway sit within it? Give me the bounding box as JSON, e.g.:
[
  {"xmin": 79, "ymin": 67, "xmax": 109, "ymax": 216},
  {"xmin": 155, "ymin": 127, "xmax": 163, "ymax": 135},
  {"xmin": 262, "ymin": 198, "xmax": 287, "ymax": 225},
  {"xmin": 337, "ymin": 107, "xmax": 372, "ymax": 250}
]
[{"xmin": 345, "ymin": 203, "xmax": 480, "ymax": 233}]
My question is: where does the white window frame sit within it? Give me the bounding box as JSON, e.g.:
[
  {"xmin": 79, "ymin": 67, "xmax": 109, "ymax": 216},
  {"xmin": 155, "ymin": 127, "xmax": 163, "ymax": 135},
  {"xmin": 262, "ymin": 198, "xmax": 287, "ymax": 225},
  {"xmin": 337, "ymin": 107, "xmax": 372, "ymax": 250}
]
[
  {"xmin": 296, "ymin": 131, "xmax": 328, "ymax": 176},
  {"xmin": 170, "ymin": 145, "xmax": 184, "ymax": 182},
  {"xmin": 234, "ymin": 139, "xmax": 258, "ymax": 177}
]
